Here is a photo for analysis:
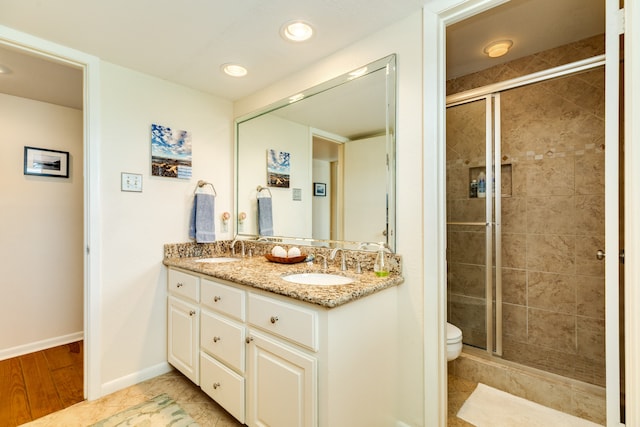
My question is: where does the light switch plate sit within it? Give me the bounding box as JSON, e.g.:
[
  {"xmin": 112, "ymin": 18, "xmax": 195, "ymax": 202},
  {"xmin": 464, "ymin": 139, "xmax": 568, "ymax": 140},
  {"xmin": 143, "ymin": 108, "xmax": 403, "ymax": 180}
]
[{"xmin": 121, "ymin": 172, "xmax": 142, "ymax": 192}]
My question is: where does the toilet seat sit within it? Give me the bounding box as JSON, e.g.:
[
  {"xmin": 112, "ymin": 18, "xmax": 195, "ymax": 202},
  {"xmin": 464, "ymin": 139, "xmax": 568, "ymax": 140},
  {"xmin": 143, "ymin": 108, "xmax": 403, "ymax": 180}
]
[
  {"xmin": 446, "ymin": 322, "xmax": 463, "ymax": 361},
  {"xmin": 447, "ymin": 322, "xmax": 462, "ymax": 343}
]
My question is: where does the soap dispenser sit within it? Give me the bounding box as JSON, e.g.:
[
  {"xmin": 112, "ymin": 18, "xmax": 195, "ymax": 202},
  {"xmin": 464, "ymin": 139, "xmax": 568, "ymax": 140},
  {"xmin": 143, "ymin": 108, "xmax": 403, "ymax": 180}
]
[{"xmin": 374, "ymin": 242, "xmax": 390, "ymax": 277}]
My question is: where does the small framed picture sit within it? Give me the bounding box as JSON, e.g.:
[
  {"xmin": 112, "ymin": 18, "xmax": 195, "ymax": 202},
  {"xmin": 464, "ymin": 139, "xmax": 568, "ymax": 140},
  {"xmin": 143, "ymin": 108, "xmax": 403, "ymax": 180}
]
[
  {"xmin": 24, "ymin": 146, "xmax": 69, "ymax": 178},
  {"xmin": 314, "ymin": 182, "xmax": 326, "ymax": 197}
]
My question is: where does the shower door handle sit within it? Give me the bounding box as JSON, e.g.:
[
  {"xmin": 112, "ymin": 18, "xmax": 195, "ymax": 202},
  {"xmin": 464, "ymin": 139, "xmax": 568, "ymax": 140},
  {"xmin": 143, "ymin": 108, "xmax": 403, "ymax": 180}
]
[{"xmin": 596, "ymin": 249, "xmax": 625, "ymax": 263}]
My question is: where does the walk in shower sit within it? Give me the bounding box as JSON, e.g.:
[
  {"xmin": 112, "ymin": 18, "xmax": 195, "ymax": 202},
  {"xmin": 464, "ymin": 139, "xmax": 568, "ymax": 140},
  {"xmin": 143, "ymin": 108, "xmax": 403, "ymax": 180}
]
[{"xmin": 446, "ymin": 50, "xmax": 607, "ymax": 387}]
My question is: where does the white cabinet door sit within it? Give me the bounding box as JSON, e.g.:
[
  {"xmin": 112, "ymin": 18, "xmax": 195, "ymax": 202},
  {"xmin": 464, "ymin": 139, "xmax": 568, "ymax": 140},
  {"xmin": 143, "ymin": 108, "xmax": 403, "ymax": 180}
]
[
  {"xmin": 246, "ymin": 331, "xmax": 317, "ymax": 427},
  {"xmin": 168, "ymin": 295, "xmax": 199, "ymax": 384}
]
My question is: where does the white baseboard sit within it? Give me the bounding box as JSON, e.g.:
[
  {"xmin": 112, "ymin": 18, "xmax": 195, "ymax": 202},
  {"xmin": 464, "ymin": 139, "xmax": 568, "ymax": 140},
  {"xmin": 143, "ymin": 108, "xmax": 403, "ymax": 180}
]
[
  {"xmin": 0, "ymin": 331, "xmax": 84, "ymax": 361},
  {"xmin": 395, "ymin": 422, "xmax": 412, "ymax": 427},
  {"xmin": 99, "ymin": 361, "xmax": 173, "ymax": 398}
]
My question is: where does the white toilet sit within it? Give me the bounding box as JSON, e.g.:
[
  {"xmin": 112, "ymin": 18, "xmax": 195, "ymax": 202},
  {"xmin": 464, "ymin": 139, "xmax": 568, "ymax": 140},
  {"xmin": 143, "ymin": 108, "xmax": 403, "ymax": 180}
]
[{"xmin": 446, "ymin": 322, "xmax": 463, "ymax": 361}]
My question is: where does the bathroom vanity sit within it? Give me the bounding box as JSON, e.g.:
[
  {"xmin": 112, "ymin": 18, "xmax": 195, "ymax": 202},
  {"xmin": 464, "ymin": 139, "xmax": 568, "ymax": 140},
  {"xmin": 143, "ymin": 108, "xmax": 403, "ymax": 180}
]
[{"xmin": 164, "ymin": 246, "xmax": 402, "ymax": 427}]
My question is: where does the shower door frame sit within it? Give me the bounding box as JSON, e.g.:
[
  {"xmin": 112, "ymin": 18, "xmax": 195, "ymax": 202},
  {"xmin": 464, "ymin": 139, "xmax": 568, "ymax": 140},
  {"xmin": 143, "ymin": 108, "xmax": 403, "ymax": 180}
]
[
  {"xmin": 446, "ymin": 54, "xmax": 609, "ymax": 359},
  {"xmin": 446, "ymin": 93, "xmax": 503, "ymax": 356},
  {"xmin": 431, "ymin": 0, "xmax": 632, "ymax": 425}
]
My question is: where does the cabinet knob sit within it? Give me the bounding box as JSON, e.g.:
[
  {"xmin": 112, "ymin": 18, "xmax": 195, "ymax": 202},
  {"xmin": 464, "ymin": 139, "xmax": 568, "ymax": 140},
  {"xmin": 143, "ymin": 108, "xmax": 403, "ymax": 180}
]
[
  {"xmin": 213, "ymin": 382, "xmax": 221, "ymax": 389},
  {"xmin": 213, "ymin": 336, "xmax": 221, "ymax": 343},
  {"xmin": 270, "ymin": 316, "xmax": 279, "ymax": 324},
  {"xmin": 245, "ymin": 336, "xmax": 254, "ymax": 344},
  {"xmin": 189, "ymin": 310, "xmax": 196, "ymax": 316},
  {"xmin": 176, "ymin": 282, "xmax": 184, "ymax": 288},
  {"xmin": 214, "ymin": 296, "xmax": 221, "ymax": 302}
]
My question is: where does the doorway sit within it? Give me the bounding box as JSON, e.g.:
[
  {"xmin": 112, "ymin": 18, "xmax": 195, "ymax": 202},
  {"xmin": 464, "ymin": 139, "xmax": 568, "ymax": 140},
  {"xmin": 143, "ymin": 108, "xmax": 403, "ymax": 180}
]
[
  {"xmin": 0, "ymin": 44, "xmax": 85, "ymax": 423},
  {"xmin": 447, "ymin": 62, "xmax": 608, "ymax": 386},
  {"xmin": 0, "ymin": 26, "xmax": 101, "ymax": 404}
]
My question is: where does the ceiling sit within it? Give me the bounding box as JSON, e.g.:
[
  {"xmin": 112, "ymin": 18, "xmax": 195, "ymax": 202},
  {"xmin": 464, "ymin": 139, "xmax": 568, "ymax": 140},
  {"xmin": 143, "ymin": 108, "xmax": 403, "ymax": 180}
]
[
  {"xmin": 0, "ymin": 0, "xmax": 604, "ymax": 110},
  {"xmin": 446, "ymin": 0, "xmax": 605, "ymax": 80}
]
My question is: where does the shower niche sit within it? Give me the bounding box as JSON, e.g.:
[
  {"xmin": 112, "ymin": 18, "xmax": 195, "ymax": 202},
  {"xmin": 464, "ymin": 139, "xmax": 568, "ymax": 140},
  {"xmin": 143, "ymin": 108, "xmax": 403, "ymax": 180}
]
[{"xmin": 467, "ymin": 164, "xmax": 512, "ymax": 199}]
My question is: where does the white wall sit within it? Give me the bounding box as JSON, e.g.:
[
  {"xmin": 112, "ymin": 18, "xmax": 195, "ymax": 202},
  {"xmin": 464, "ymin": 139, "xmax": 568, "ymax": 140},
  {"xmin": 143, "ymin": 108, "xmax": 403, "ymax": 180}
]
[
  {"xmin": 0, "ymin": 93, "xmax": 83, "ymax": 358},
  {"xmin": 237, "ymin": 114, "xmax": 312, "ymax": 237},
  {"xmin": 236, "ymin": 11, "xmax": 425, "ymax": 425},
  {"xmin": 98, "ymin": 61, "xmax": 233, "ymax": 391}
]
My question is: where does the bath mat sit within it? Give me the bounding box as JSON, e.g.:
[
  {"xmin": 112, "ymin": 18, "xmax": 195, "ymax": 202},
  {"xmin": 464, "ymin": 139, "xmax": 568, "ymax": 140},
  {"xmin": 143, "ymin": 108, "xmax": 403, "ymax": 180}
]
[
  {"xmin": 457, "ymin": 383, "xmax": 602, "ymax": 427},
  {"xmin": 90, "ymin": 393, "xmax": 199, "ymax": 426}
]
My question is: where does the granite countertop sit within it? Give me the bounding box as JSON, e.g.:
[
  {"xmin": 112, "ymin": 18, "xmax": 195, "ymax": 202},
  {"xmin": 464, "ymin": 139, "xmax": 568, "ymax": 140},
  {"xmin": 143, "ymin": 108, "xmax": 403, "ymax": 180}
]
[{"xmin": 163, "ymin": 255, "xmax": 403, "ymax": 308}]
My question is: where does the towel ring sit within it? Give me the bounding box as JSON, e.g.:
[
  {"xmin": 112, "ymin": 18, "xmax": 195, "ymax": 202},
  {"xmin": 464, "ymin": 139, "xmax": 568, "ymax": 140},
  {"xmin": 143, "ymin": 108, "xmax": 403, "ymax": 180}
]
[
  {"xmin": 256, "ymin": 185, "xmax": 272, "ymax": 198},
  {"xmin": 194, "ymin": 180, "xmax": 217, "ymax": 196}
]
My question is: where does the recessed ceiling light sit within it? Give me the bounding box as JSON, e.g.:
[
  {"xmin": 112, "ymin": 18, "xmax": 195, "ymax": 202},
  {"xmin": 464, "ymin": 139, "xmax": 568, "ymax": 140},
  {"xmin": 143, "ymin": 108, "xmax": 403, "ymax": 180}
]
[
  {"xmin": 221, "ymin": 63, "xmax": 248, "ymax": 77},
  {"xmin": 281, "ymin": 20, "xmax": 314, "ymax": 42},
  {"xmin": 0, "ymin": 64, "xmax": 13, "ymax": 74},
  {"xmin": 483, "ymin": 40, "xmax": 513, "ymax": 58}
]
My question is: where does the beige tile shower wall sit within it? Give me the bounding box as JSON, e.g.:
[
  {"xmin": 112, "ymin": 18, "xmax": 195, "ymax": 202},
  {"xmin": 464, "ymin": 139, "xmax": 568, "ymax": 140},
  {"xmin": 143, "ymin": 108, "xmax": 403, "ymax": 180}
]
[{"xmin": 446, "ymin": 35, "xmax": 606, "ymax": 387}]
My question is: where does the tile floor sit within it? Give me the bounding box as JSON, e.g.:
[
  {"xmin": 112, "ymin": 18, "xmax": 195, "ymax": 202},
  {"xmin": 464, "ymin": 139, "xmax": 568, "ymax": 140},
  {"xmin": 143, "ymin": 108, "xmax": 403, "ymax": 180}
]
[
  {"xmin": 447, "ymin": 372, "xmax": 476, "ymax": 427},
  {"xmin": 19, "ymin": 370, "xmax": 243, "ymax": 427},
  {"xmin": 20, "ymin": 368, "xmax": 477, "ymax": 426}
]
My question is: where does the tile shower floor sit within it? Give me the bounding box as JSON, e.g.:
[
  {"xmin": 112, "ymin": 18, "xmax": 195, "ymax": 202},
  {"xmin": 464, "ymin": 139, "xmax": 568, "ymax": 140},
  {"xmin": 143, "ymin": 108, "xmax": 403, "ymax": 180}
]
[{"xmin": 19, "ymin": 370, "xmax": 243, "ymax": 427}]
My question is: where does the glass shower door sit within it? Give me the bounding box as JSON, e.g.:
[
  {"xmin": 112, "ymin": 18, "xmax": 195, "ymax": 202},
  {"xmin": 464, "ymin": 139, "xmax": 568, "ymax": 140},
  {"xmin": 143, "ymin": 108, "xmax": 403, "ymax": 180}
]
[
  {"xmin": 497, "ymin": 70, "xmax": 606, "ymax": 386},
  {"xmin": 446, "ymin": 97, "xmax": 496, "ymax": 352}
]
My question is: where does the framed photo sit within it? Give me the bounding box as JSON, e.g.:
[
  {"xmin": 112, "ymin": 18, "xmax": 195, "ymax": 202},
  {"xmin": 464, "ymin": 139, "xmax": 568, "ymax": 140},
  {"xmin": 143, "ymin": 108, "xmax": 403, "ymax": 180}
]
[
  {"xmin": 314, "ymin": 182, "xmax": 326, "ymax": 197},
  {"xmin": 267, "ymin": 149, "xmax": 290, "ymax": 188},
  {"xmin": 24, "ymin": 146, "xmax": 69, "ymax": 178},
  {"xmin": 151, "ymin": 123, "xmax": 192, "ymax": 179}
]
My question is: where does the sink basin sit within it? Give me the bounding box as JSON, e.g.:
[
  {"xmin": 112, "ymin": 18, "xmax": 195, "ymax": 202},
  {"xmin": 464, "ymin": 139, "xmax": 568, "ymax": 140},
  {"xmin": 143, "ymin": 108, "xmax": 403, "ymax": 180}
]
[
  {"xmin": 195, "ymin": 257, "xmax": 241, "ymax": 263},
  {"xmin": 282, "ymin": 273, "xmax": 354, "ymax": 286}
]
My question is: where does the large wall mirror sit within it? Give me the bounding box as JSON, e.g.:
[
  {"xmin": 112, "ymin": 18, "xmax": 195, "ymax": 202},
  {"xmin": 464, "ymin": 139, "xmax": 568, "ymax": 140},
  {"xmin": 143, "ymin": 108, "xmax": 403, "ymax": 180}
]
[{"xmin": 235, "ymin": 54, "xmax": 396, "ymax": 252}]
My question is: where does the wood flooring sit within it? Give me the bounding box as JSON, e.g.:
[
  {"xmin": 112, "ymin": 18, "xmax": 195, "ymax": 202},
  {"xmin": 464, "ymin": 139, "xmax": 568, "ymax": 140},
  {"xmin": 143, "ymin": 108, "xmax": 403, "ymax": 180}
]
[{"xmin": 0, "ymin": 341, "xmax": 83, "ymax": 427}]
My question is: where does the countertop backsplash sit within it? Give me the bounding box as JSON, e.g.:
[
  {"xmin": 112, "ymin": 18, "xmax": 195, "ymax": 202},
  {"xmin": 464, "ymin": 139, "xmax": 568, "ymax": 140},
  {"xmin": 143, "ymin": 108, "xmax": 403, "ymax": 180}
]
[{"xmin": 164, "ymin": 240, "xmax": 402, "ymax": 275}]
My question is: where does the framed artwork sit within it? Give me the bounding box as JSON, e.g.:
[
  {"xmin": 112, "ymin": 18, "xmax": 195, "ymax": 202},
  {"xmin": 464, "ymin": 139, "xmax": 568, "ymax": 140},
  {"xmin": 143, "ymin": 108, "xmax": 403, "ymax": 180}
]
[
  {"xmin": 24, "ymin": 146, "xmax": 69, "ymax": 178},
  {"xmin": 151, "ymin": 123, "xmax": 192, "ymax": 179},
  {"xmin": 314, "ymin": 182, "xmax": 326, "ymax": 196},
  {"xmin": 267, "ymin": 149, "xmax": 290, "ymax": 188}
]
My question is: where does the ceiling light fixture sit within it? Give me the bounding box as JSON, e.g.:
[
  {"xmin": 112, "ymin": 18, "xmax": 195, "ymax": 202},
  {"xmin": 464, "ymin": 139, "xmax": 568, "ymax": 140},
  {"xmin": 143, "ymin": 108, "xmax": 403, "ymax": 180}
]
[
  {"xmin": 221, "ymin": 63, "xmax": 248, "ymax": 77},
  {"xmin": 483, "ymin": 40, "xmax": 513, "ymax": 58},
  {"xmin": 281, "ymin": 20, "xmax": 314, "ymax": 42}
]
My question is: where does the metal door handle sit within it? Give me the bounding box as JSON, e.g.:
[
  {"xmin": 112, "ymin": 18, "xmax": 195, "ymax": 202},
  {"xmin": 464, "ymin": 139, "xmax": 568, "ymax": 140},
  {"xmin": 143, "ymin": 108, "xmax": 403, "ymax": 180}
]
[{"xmin": 596, "ymin": 249, "xmax": 625, "ymax": 263}]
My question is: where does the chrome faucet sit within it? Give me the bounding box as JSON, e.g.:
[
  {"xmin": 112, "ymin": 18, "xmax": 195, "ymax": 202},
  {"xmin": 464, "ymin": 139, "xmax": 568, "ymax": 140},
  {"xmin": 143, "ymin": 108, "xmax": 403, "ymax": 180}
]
[
  {"xmin": 230, "ymin": 238, "xmax": 245, "ymax": 257},
  {"xmin": 316, "ymin": 254, "xmax": 328, "ymax": 271},
  {"xmin": 329, "ymin": 248, "xmax": 347, "ymax": 271}
]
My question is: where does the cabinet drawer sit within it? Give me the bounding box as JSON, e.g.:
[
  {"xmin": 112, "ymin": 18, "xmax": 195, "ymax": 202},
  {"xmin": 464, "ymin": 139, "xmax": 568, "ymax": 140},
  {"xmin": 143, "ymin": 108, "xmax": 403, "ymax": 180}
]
[
  {"xmin": 201, "ymin": 310, "xmax": 245, "ymax": 373},
  {"xmin": 168, "ymin": 269, "xmax": 199, "ymax": 302},
  {"xmin": 201, "ymin": 279, "xmax": 245, "ymax": 321},
  {"xmin": 201, "ymin": 352, "xmax": 245, "ymax": 424},
  {"xmin": 248, "ymin": 293, "xmax": 318, "ymax": 351}
]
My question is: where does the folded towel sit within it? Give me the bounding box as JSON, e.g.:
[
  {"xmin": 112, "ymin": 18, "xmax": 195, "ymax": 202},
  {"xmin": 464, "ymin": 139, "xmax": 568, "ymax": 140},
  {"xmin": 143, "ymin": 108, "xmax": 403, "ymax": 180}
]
[
  {"xmin": 257, "ymin": 196, "xmax": 274, "ymax": 236},
  {"xmin": 189, "ymin": 193, "xmax": 216, "ymax": 243}
]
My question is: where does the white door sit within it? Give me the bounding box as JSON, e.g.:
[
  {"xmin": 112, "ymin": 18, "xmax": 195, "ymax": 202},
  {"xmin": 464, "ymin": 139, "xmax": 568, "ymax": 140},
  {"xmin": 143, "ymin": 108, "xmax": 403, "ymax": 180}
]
[{"xmin": 343, "ymin": 135, "xmax": 388, "ymax": 243}]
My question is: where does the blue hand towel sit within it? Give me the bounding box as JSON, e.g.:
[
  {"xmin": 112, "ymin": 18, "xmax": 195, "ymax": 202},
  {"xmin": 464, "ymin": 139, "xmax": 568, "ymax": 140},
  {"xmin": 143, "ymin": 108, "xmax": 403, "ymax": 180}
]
[
  {"xmin": 189, "ymin": 193, "xmax": 216, "ymax": 243},
  {"xmin": 257, "ymin": 196, "xmax": 274, "ymax": 236}
]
